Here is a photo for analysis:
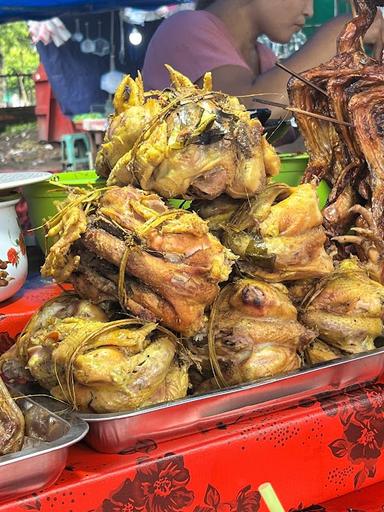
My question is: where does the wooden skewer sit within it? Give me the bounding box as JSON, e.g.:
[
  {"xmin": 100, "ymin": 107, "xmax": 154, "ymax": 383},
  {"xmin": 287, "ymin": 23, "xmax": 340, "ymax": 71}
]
[
  {"xmin": 275, "ymin": 61, "xmax": 328, "ymax": 96},
  {"xmin": 289, "ymin": 106, "xmax": 354, "ymax": 127},
  {"xmin": 253, "ymin": 97, "xmax": 354, "ymax": 127}
]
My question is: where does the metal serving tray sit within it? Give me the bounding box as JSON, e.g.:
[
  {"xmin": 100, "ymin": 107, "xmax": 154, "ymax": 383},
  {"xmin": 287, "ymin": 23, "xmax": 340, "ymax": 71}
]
[
  {"xmin": 0, "ymin": 394, "xmax": 89, "ymax": 503},
  {"xmin": 77, "ymin": 347, "xmax": 384, "ymax": 453}
]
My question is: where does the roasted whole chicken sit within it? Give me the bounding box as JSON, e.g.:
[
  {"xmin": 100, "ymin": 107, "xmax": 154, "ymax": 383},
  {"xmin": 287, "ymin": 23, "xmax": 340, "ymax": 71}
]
[
  {"xmin": 0, "ymin": 377, "xmax": 24, "ymax": 455},
  {"xmin": 96, "ymin": 66, "xmax": 280, "ymax": 199},
  {"xmin": 2, "ymin": 316, "xmax": 188, "ymax": 414},
  {"xmin": 223, "ymin": 183, "xmax": 333, "ymax": 281},
  {"xmin": 0, "ymin": 295, "xmax": 188, "ymax": 413},
  {"xmin": 41, "ymin": 186, "xmax": 236, "ymax": 336},
  {"xmin": 301, "ymin": 259, "xmax": 384, "ymax": 354},
  {"xmin": 190, "ymin": 278, "xmax": 315, "ymax": 388},
  {"xmin": 51, "ymin": 319, "xmax": 188, "ymax": 413}
]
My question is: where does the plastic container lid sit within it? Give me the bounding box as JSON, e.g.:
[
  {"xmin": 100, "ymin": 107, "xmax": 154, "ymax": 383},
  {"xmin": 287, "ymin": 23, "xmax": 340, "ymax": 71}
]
[
  {"xmin": 49, "ymin": 170, "xmax": 104, "ymax": 186},
  {"xmin": 23, "ymin": 171, "xmax": 105, "ymax": 199}
]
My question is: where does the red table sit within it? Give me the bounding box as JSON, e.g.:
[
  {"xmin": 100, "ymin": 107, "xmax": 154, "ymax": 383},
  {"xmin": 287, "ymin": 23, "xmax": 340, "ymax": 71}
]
[
  {"xmin": 1, "ymin": 383, "xmax": 384, "ymax": 512},
  {"xmin": 0, "ymin": 279, "xmax": 67, "ymax": 346},
  {"xmin": 2, "ymin": 270, "xmax": 384, "ymax": 511}
]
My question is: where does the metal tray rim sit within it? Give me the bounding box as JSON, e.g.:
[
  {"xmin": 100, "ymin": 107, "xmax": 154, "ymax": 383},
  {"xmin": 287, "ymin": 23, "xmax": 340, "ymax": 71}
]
[
  {"xmin": 78, "ymin": 346, "xmax": 384, "ymax": 422},
  {"xmin": 0, "ymin": 396, "xmax": 89, "ymax": 467}
]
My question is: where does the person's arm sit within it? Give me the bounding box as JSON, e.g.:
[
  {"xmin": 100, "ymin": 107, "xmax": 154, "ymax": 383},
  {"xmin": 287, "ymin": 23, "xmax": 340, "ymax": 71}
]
[{"xmin": 204, "ymin": 13, "xmax": 383, "ymax": 117}]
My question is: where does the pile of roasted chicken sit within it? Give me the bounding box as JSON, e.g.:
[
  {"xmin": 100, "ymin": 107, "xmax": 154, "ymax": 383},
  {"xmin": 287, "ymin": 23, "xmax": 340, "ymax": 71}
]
[{"xmin": 2, "ymin": 1, "xmax": 384, "ymax": 454}]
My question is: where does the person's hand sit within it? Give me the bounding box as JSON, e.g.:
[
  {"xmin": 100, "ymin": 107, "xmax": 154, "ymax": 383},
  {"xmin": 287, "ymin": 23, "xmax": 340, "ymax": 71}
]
[{"xmin": 364, "ymin": 8, "xmax": 384, "ymax": 61}]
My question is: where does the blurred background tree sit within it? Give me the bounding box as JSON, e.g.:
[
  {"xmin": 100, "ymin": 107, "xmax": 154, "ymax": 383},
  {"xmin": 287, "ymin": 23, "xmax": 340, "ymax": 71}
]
[{"xmin": 0, "ymin": 22, "xmax": 38, "ymax": 106}]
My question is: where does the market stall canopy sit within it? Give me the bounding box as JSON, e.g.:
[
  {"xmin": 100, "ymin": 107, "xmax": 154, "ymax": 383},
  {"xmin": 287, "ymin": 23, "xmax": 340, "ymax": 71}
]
[{"xmin": 0, "ymin": 0, "xmax": 186, "ymax": 23}]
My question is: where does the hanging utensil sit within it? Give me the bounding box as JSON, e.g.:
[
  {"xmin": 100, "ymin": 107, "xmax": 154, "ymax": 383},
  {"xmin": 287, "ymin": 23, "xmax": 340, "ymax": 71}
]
[
  {"xmin": 118, "ymin": 10, "xmax": 125, "ymax": 64},
  {"xmin": 93, "ymin": 20, "xmax": 110, "ymax": 57},
  {"xmin": 71, "ymin": 18, "xmax": 83, "ymax": 42},
  {"xmin": 80, "ymin": 21, "xmax": 96, "ymax": 53},
  {"xmin": 100, "ymin": 11, "xmax": 124, "ymax": 94}
]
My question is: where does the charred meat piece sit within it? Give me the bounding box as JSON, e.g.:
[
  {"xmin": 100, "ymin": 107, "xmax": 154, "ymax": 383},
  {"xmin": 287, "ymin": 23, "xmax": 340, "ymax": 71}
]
[
  {"xmin": 288, "ymin": 0, "xmax": 376, "ymax": 183},
  {"xmin": 323, "ymin": 68, "xmax": 384, "ymax": 234},
  {"xmin": 333, "ymin": 204, "xmax": 384, "ymax": 284}
]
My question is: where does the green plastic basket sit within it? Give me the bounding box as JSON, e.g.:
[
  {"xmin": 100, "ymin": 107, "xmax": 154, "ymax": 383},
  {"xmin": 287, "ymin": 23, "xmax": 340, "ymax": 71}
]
[
  {"xmin": 274, "ymin": 152, "xmax": 330, "ymax": 209},
  {"xmin": 23, "ymin": 171, "xmax": 105, "ymax": 253}
]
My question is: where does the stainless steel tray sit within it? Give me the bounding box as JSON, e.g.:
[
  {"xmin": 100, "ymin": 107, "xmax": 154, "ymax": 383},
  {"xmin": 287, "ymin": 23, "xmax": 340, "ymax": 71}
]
[
  {"xmin": 0, "ymin": 393, "xmax": 89, "ymax": 503},
  {"xmin": 77, "ymin": 347, "xmax": 384, "ymax": 453}
]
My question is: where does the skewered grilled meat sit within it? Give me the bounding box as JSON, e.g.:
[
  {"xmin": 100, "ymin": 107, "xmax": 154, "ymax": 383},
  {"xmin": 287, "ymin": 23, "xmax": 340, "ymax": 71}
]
[
  {"xmin": 288, "ymin": 0, "xmax": 382, "ymax": 234},
  {"xmin": 96, "ymin": 66, "xmax": 280, "ymax": 199},
  {"xmin": 348, "ymin": 82, "xmax": 384, "ymax": 240},
  {"xmin": 289, "ymin": 0, "xmax": 377, "ymax": 184},
  {"xmin": 288, "ymin": 1, "xmax": 375, "ymax": 180},
  {"xmin": 301, "ymin": 259, "xmax": 384, "ymax": 354},
  {"xmin": 41, "ymin": 186, "xmax": 236, "ymax": 336},
  {"xmin": 223, "ymin": 183, "xmax": 333, "ymax": 281},
  {"xmin": 323, "ymin": 68, "xmax": 384, "ymax": 235},
  {"xmin": 0, "ymin": 377, "xmax": 24, "ymax": 455},
  {"xmin": 196, "ymin": 279, "xmax": 315, "ymax": 388}
]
